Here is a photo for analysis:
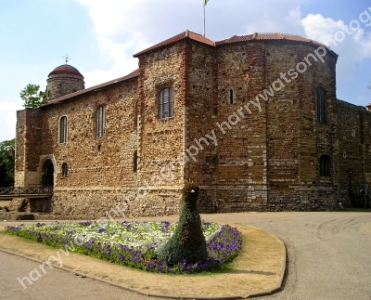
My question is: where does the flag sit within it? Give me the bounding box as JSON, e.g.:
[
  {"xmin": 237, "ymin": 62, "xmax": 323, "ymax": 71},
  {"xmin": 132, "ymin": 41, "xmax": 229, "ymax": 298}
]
[{"xmin": 204, "ymin": 0, "xmax": 209, "ymax": 5}]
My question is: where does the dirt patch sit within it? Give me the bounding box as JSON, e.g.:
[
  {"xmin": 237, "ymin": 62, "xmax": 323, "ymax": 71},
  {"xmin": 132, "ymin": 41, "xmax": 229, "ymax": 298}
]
[
  {"xmin": 360, "ymin": 222, "xmax": 371, "ymax": 235},
  {"xmin": 0, "ymin": 224, "xmax": 285, "ymax": 298}
]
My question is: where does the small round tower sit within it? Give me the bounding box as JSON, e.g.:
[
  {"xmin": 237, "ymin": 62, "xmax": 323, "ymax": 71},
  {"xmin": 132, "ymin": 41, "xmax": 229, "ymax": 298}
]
[{"xmin": 46, "ymin": 64, "xmax": 84, "ymax": 102}]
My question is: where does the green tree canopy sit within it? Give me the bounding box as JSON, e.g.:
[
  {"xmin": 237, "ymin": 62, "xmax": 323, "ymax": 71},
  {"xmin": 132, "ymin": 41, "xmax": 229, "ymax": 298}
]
[
  {"xmin": 0, "ymin": 139, "xmax": 15, "ymax": 186},
  {"xmin": 20, "ymin": 84, "xmax": 46, "ymax": 108}
]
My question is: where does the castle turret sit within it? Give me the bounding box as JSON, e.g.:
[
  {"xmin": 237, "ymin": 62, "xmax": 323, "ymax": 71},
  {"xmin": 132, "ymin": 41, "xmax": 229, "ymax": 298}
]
[{"xmin": 46, "ymin": 64, "xmax": 84, "ymax": 102}]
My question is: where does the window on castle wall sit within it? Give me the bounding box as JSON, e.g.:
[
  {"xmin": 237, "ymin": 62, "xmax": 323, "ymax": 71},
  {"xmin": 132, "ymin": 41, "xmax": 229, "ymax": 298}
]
[
  {"xmin": 133, "ymin": 150, "xmax": 138, "ymax": 172},
  {"xmin": 319, "ymin": 155, "xmax": 331, "ymax": 177},
  {"xmin": 61, "ymin": 163, "xmax": 68, "ymax": 177},
  {"xmin": 316, "ymin": 87, "xmax": 326, "ymax": 123},
  {"xmin": 135, "ymin": 101, "xmax": 138, "ymax": 129},
  {"xmin": 158, "ymin": 88, "xmax": 174, "ymax": 119},
  {"xmin": 59, "ymin": 116, "xmax": 67, "ymax": 144},
  {"xmin": 96, "ymin": 106, "xmax": 105, "ymax": 137},
  {"xmin": 229, "ymin": 89, "xmax": 235, "ymax": 104}
]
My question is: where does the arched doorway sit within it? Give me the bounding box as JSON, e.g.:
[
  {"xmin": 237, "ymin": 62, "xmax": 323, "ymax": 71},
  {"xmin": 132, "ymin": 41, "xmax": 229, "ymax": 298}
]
[{"xmin": 42, "ymin": 160, "xmax": 54, "ymax": 191}]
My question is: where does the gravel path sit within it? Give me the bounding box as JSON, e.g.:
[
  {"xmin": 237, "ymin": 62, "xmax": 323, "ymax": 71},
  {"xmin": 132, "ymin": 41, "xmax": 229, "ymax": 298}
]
[{"xmin": 1, "ymin": 211, "xmax": 371, "ymax": 300}]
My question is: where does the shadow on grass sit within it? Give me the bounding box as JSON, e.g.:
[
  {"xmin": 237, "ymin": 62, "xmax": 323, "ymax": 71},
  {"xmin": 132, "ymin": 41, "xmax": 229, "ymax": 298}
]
[{"xmin": 228, "ymin": 269, "xmax": 276, "ymax": 276}]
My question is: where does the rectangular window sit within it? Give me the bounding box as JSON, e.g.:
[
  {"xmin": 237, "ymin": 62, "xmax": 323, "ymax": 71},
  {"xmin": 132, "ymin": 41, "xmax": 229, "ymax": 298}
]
[
  {"xmin": 229, "ymin": 89, "xmax": 235, "ymax": 104},
  {"xmin": 320, "ymin": 155, "xmax": 331, "ymax": 177},
  {"xmin": 158, "ymin": 88, "xmax": 174, "ymax": 119},
  {"xmin": 316, "ymin": 87, "xmax": 326, "ymax": 123},
  {"xmin": 96, "ymin": 106, "xmax": 105, "ymax": 137}
]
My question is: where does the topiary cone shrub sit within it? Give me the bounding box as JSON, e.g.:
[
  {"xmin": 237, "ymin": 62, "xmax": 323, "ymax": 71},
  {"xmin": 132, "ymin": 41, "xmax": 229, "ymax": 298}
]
[{"xmin": 158, "ymin": 182, "xmax": 208, "ymax": 265}]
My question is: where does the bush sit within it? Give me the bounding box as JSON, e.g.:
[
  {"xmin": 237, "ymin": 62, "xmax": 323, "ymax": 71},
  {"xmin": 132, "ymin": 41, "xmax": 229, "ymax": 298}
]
[{"xmin": 158, "ymin": 182, "xmax": 208, "ymax": 265}]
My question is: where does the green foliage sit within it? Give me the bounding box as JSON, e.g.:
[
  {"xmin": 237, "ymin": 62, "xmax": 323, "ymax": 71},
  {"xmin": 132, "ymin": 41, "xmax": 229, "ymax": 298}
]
[
  {"xmin": 158, "ymin": 182, "xmax": 208, "ymax": 265},
  {"xmin": 20, "ymin": 84, "xmax": 46, "ymax": 108},
  {"xmin": 0, "ymin": 139, "xmax": 15, "ymax": 186}
]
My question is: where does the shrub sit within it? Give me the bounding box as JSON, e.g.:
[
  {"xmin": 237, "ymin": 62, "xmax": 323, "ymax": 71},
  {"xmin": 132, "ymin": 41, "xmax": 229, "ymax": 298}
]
[{"xmin": 158, "ymin": 182, "xmax": 208, "ymax": 265}]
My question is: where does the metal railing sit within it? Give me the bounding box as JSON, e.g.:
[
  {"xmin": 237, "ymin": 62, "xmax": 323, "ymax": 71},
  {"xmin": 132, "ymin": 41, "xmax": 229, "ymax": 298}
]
[
  {"xmin": 347, "ymin": 183, "xmax": 370, "ymax": 209},
  {"xmin": 0, "ymin": 185, "xmax": 53, "ymax": 196}
]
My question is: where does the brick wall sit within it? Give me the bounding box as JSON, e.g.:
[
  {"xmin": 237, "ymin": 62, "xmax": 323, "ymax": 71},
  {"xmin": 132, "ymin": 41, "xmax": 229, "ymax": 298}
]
[
  {"xmin": 265, "ymin": 41, "xmax": 339, "ymax": 210},
  {"xmin": 15, "ymin": 108, "xmax": 42, "ymax": 187},
  {"xmin": 14, "ymin": 35, "xmax": 371, "ymax": 217},
  {"xmin": 337, "ymin": 100, "xmax": 371, "ymax": 203},
  {"xmin": 135, "ymin": 40, "xmax": 187, "ymax": 215},
  {"xmin": 37, "ymin": 78, "xmax": 138, "ymax": 217},
  {"xmin": 47, "ymin": 74, "xmax": 84, "ymax": 101}
]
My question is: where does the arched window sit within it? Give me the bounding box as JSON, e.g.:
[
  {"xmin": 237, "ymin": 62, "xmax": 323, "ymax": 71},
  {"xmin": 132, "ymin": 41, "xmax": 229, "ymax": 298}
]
[
  {"xmin": 61, "ymin": 163, "xmax": 68, "ymax": 177},
  {"xmin": 229, "ymin": 89, "xmax": 235, "ymax": 104},
  {"xmin": 133, "ymin": 150, "xmax": 138, "ymax": 172},
  {"xmin": 320, "ymin": 155, "xmax": 331, "ymax": 177},
  {"xmin": 42, "ymin": 160, "xmax": 54, "ymax": 188},
  {"xmin": 59, "ymin": 116, "xmax": 67, "ymax": 144},
  {"xmin": 96, "ymin": 106, "xmax": 105, "ymax": 137},
  {"xmin": 158, "ymin": 88, "xmax": 174, "ymax": 119},
  {"xmin": 316, "ymin": 87, "xmax": 326, "ymax": 123}
]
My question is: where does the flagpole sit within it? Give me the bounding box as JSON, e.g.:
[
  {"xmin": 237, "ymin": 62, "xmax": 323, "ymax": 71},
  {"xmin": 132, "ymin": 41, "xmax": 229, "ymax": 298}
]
[{"xmin": 203, "ymin": 1, "xmax": 206, "ymax": 36}]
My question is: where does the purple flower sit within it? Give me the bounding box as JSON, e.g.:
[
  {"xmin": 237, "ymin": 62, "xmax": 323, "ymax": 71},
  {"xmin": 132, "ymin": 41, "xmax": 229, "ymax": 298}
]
[{"xmin": 79, "ymin": 221, "xmax": 92, "ymax": 226}]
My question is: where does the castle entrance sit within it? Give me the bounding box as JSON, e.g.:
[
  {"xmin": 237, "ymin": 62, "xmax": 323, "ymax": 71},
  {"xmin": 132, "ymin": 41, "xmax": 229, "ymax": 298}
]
[{"xmin": 42, "ymin": 160, "xmax": 54, "ymax": 191}]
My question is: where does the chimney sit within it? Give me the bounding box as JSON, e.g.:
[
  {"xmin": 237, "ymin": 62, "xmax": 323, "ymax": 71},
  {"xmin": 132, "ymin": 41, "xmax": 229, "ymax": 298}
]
[{"xmin": 367, "ymin": 103, "xmax": 371, "ymax": 111}]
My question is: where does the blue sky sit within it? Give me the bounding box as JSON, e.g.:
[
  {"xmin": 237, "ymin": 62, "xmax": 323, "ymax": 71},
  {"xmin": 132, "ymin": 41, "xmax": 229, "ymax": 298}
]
[{"xmin": 1, "ymin": 0, "xmax": 370, "ymax": 142}]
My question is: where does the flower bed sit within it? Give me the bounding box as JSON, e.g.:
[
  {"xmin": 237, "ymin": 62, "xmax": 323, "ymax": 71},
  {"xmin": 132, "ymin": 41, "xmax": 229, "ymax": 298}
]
[{"xmin": 5, "ymin": 221, "xmax": 243, "ymax": 274}]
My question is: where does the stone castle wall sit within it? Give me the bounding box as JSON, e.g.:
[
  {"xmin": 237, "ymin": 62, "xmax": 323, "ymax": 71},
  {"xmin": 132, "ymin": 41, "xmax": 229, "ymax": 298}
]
[
  {"xmin": 14, "ymin": 36, "xmax": 371, "ymax": 217},
  {"xmin": 18, "ymin": 78, "xmax": 140, "ymax": 217},
  {"xmin": 188, "ymin": 40, "xmax": 341, "ymax": 212},
  {"xmin": 135, "ymin": 39, "xmax": 188, "ymax": 214},
  {"xmin": 337, "ymin": 100, "xmax": 371, "ymax": 204},
  {"xmin": 265, "ymin": 41, "xmax": 339, "ymax": 211},
  {"xmin": 187, "ymin": 41, "xmax": 269, "ymax": 211},
  {"xmin": 15, "ymin": 108, "xmax": 43, "ymax": 187},
  {"xmin": 47, "ymin": 74, "xmax": 84, "ymax": 101}
]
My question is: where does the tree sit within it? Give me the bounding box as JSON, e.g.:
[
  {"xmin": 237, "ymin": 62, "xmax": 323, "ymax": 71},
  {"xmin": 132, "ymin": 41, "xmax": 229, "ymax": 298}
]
[
  {"xmin": 0, "ymin": 139, "xmax": 15, "ymax": 186},
  {"xmin": 20, "ymin": 84, "xmax": 46, "ymax": 108}
]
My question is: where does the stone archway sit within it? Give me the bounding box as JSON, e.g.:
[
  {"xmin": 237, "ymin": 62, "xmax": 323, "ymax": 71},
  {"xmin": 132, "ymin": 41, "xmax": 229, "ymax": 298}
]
[{"xmin": 42, "ymin": 159, "xmax": 54, "ymax": 190}]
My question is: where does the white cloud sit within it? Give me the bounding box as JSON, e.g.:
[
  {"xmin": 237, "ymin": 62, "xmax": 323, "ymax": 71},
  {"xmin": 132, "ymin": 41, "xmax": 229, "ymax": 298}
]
[
  {"xmin": 75, "ymin": 0, "xmax": 370, "ymax": 95},
  {"xmin": 83, "ymin": 36, "xmax": 147, "ymax": 87},
  {"xmin": 301, "ymin": 14, "xmax": 371, "ymax": 78},
  {"xmin": 286, "ymin": 7, "xmax": 303, "ymax": 27},
  {"xmin": 76, "ymin": 0, "xmax": 154, "ymax": 87},
  {"xmin": 0, "ymin": 102, "xmax": 17, "ymax": 141},
  {"xmin": 77, "ymin": 0, "xmax": 147, "ymax": 38},
  {"xmin": 77, "ymin": 0, "xmax": 311, "ymax": 87}
]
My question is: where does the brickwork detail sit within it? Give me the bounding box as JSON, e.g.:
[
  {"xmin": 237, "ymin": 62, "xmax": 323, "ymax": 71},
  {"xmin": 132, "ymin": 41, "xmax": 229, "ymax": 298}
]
[{"xmin": 14, "ymin": 32, "xmax": 371, "ymax": 218}]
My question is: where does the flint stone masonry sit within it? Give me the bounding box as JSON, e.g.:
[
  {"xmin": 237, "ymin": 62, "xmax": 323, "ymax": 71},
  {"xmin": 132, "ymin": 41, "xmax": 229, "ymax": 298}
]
[
  {"xmin": 13, "ymin": 31, "xmax": 371, "ymax": 218},
  {"xmin": 46, "ymin": 64, "xmax": 85, "ymax": 101}
]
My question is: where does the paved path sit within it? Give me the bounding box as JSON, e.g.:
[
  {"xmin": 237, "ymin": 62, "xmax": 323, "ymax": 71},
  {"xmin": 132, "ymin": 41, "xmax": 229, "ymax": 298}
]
[
  {"xmin": 1, "ymin": 212, "xmax": 371, "ymax": 300},
  {"xmin": 206, "ymin": 212, "xmax": 371, "ymax": 300},
  {"xmin": 1, "ymin": 250, "xmax": 158, "ymax": 300}
]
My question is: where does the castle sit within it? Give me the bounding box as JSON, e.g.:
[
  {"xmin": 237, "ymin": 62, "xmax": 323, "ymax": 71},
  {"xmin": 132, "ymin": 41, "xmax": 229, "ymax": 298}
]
[{"xmin": 14, "ymin": 31, "xmax": 371, "ymax": 218}]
